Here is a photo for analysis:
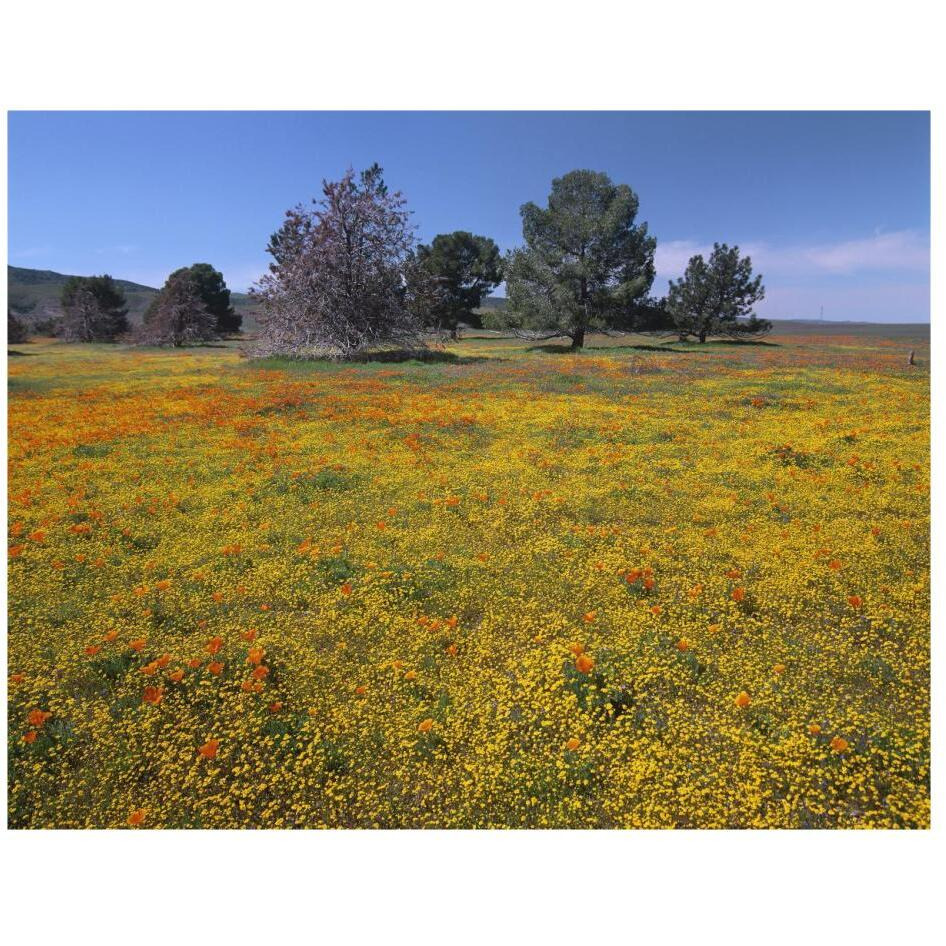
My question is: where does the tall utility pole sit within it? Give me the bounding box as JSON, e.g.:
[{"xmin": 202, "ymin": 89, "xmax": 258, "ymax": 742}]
[{"xmin": 819, "ymin": 305, "xmax": 824, "ymax": 321}]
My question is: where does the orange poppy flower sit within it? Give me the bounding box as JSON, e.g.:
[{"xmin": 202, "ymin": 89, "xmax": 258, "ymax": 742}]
[
  {"xmin": 208, "ymin": 661, "xmax": 224, "ymax": 676},
  {"xmin": 23, "ymin": 731, "xmax": 38, "ymax": 744},
  {"xmin": 445, "ymin": 615, "xmax": 458, "ymax": 628},
  {"xmin": 773, "ymin": 663, "xmax": 786, "ymax": 675},
  {"xmin": 583, "ymin": 611, "xmax": 597, "ymax": 623},
  {"xmin": 445, "ymin": 643, "xmax": 458, "ymax": 657},
  {"xmin": 155, "ymin": 653, "xmax": 171, "ymax": 668},
  {"xmin": 103, "ymin": 630, "xmax": 118, "ymax": 643},
  {"xmin": 188, "ymin": 658, "xmax": 203, "ymax": 669},
  {"xmin": 731, "ymin": 587, "xmax": 746, "ymax": 603},
  {"xmin": 140, "ymin": 661, "xmax": 158, "ymax": 676},
  {"xmin": 269, "ymin": 701, "xmax": 283, "ymax": 713},
  {"xmin": 676, "ymin": 638, "xmax": 689, "ymax": 652},
  {"xmin": 734, "ymin": 691, "xmax": 751, "ymax": 708},
  {"xmin": 198, "ymin": 739, "xmax": 219, "ymax": 759},
  {"xmin": 340, "ymin": 582, "xmax": 353, "ymax": 596},
  {"xmin": 569, "ymin": 642, "xmax": 584, "ymax": 656},
  {"xmin": 417, "ymin": 718, "xmax": 434, "ymax": 733},
  {"xmin": 354, "ymin": 685, "xmax": 367, "ymax": 696},
  {"xmin": 847, "ymin": 595, "xmax": 862, "ymax": 609},
  {"xmin": 247, "ymin": 647, "xmax": 264, "ymax": 665},
  {"xmin": 85, "ymin": 645, "xmax": 101, "ymax": 657},
  {"xmin": 142, "ymin": 686, "xmax": 163, "ymax": 705},
  {"xmin": 708, "ymin": 623, "xmax": 722, "ymax": 635},
  {"xmin": 565, "ymin": 737, "xmax": 580, "ymax": 751},
  {"xmin": 726, "ymin": 568, "xmax": 742, "ymax": 579},
  {"xmin": 650, "ymin": 605, "xmax": 662, "ymax": 615},
  {"xmin": 828, "ymin": 559, "xmax": 842, "ymax": 571},
  {"xmin": 10, "ymin": 673, "xmax": 25, "ymax": 685},
  {"xmin": 808, "ymin": 723, "xmax": 822, "ymax": 735},
  {"xmin": 643, "ymin": 577, "xmax": 656, "ymax": 591},
  {"xmin": 211, "ymin": 591, "xmax": 224, "ymax": 603},
  {"xmin": 575, "ymin": 653, "xmax": 595, "ymax": 674},
  {"xmin": 251, "ymin": 664, "xmax": 269, "ymax": 680},
  {"xmin": 129, "ymin": 638, "xmax": 147, "ymax": 653},
  {"xmin": 404, "ymin": 670, "xmax": 417, "ymax": 681},
  {"xmin": 27, "ymin": 709, "xmax": 51, "ymax": 728},
  {"xmin": 127, "ymin": 808, "xmax": 147, "ymax": 827},
  {"xmin": 240, "ymin": 628, "xmax": 257, "ymax": 642},
  {"xmin": 168, "ymin": 669, "xmax": 185, "ymax": 683},
  {"xmin": 830, "ymin": 736, "xmax": 849, "ymax": 753},
  {"xmin": 207, "ymin": 635, "xmax": 224, "ymax": 655}
]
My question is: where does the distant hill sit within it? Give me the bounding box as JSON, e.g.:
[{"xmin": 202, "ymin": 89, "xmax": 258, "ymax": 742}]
[{"xmin": 7, "ymin": 265, "xmax": 258, "ymax": 330}]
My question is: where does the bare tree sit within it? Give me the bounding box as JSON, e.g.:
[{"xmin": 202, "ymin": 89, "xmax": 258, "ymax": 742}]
[{"xmin": 251, "ymin": 165, "xmax": 427, "ymax": 359}]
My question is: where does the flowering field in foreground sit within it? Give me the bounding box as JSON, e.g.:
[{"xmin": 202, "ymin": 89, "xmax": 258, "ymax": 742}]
[{"xmin": 7, "ymin": 330, "xmax": 929, "ymax": 828}]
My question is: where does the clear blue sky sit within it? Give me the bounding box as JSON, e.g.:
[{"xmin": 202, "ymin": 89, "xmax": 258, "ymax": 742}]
[{"xmin": 8, "ymin": 111, "xmax": 930, "ymax": 321}]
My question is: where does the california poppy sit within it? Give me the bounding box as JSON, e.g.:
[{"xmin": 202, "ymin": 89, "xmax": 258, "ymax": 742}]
[
  {"xmin": 417, "ymin": 718, "xmax": 434, "ymax": 733},
  {"xmin": 247, "ymin": 647, "xmax": 264, "ymax": 665},
  {"xmin": 847, "ymin": 595, "xmax": 862, "ymax": 609},
  {"xmin": 142, "ymin": 686, "xmax": 163, "ymax": 705},
  {"xmin": 127, "ymin": 808, "xmax": 147, "ymax": 827},
  {"xmin": 731, "ymin": 587, "xmax": 746, "ymax": 603},
  {"xmin": 676, "ymin": 638, "xmax": 689, "ymax": 652},
  {"xmin": 27, "ymin": 708, "xmax": 51, "ymax": 728},
  {"xmin": 575, "ymin": 653, "xmax": 595, "ymax": 674},
  {"xmin": 251, "ymin": 665, "xmax": 269, "ymax": 680},
  {"xmin": 734, "ymin": 691, "xmax": 751, "ymax": 708},
  {"xmin": 168, "ymin": 669, "xmax": 185, "ymax": 683},
  {"xmin": 830, "ymin": 736, "xmax": 849, "ymax": 753},
  {"xmin": 207, "ymin": 636, "xmax": 224, "ymax": 655},
  {"xmin": 198, "ymin": 738, "xmax": 219, "ymax": 759},
  {"xmin": 129, "ymin": 638, "xmax": 146, "ymax": 653},
  {"xmin": 565, "ymin": 737, "xmax": 580, "ymax": 751},
  {"xmin": 208, "ymin": 661, "xmax": 224, "ymax": 676}
]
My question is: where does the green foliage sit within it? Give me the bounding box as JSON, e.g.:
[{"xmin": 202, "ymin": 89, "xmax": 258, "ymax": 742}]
[
  {"xmin": 415, "ymin": 231, "xmax": 503, "ymax": 334},
  {"xmin": 140, "ymin": 269, "xmax": 218, "ymax": 347},
  {"xmin": 8, "ymin": 310, "xmax": 29, "ymax": 343},
  {"xmin": 498, "ymin": 170, "xmax": 656, "ymax": 349},
  {"xmin": 60, "ymin": 274, "xmax": 130, "ymax": 342},
  {"xmin": 666, "ymin": 243, "xmax": 769, "ymax": 342},
  {"xmin": 158, "ymin": 263, "xmax": 239, "ymax": 334}
]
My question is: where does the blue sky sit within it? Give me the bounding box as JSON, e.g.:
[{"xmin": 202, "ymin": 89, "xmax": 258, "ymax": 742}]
[{"xmin": 8, "ymin": 111, "xmax": 930, "ymax": 321}]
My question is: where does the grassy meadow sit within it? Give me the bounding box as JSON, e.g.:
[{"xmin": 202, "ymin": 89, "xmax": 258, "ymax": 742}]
[{"xmin": 7, "ymin": 325, "xmax": 930, "ymax": 828}]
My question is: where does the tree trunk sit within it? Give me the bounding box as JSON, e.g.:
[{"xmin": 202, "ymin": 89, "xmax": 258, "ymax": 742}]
[
  {"xmin": 908, "ymin": 349, "xmax": 916, "ymax": 366},
  {"xmin": 571, "ymin": 327, "xmax": 585, "ymax": 350},
  {"xmin": 698, "ymin": 329, "xmax": 707, "ymax": 343}
]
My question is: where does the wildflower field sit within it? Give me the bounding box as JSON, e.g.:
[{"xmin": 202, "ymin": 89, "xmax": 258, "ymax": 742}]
[{"xmin": 6, "ymin": 327, "xmax": 930, "ymax": 828}]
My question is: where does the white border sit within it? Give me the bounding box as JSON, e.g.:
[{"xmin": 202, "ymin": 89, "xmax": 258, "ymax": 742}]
[{"xmin": 1, "ymin": 2, "xmax": 941, "ymax": 943}]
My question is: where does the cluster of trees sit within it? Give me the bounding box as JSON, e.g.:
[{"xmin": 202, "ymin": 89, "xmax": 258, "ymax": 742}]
[
  {"xmin": 9, "ymin": 166, "xmax": 769, "ymax": 355},
  {"xmin": 252, "ymin": 164, "xmax": 502, "ymax": 358},
  {"xmin": 254, "ymin": 165, "xmax": 769, "ymax": 358},
  {"xmin": 488, "ymin": 169, "xmax": 769, "ymax": 347},
  {"xmin": 6, "ymin": 265, "xmax": 241, "ymax": 346},
  {"xmin": 139, "ymin": 264, "xmax": 239, "ymax": 346}
]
